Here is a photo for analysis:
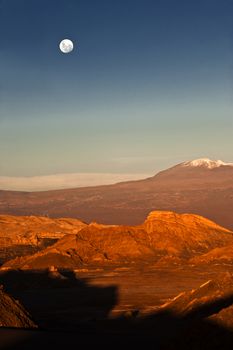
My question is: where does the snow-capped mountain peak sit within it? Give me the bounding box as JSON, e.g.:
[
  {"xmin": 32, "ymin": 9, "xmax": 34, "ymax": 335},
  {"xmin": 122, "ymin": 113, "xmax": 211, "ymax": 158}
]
[{"xmin": 182, "ymin": 158, "xmax": 233, "ymax": 169}]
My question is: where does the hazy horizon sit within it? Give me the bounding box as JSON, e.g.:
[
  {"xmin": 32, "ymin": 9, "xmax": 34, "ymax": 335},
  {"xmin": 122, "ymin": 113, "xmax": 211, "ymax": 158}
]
[
  {"xmin": 1, "ymin": 156, "xmax": 233, "ymax": 191},
  {"xmin": 0, "ymin": 171, "xmax": 153, "ymax": 191}
]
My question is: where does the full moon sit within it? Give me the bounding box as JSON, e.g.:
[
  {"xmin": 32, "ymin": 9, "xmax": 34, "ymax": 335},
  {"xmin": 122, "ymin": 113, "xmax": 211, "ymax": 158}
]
[{"xmin": 59, "ymin": 39, "xmax": 74, "ymax": 53}]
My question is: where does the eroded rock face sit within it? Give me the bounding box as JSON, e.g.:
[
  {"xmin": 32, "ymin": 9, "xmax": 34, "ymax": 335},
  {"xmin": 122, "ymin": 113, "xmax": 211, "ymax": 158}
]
[
  {"xmin": 3, "ymin": 211, "xmax": 233, "ymax": 269},
  {"xmin": 0, "ymin": 285, "xmax": 37, "ymax": 328},
  {"xmin": 190, "ymin": 244, "xmax": 233, "ymax": 265},
  {"xmin": 159, "ymin": 272, "xmax": 233, "ymax": 329},
  {"xmin": 143, "ymin": 211, "xmax": 233, "ymax": 258},
  {"xmin": 0, "ymin": 215, "xmax": 87, "ymax": 243},
  {"xmin": 0, "ymin": 215, "xmax": 87, "ymax": 263},
  {"xmin": 3, "ymin": 226, "xmax": 155, "ymax": 269}
]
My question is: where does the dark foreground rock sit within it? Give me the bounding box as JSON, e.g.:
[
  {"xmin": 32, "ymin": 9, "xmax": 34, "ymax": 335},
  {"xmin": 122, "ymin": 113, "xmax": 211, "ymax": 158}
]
[{"xmin": 0, "ymin": 285, "xmax": 37, "ymax": 329}]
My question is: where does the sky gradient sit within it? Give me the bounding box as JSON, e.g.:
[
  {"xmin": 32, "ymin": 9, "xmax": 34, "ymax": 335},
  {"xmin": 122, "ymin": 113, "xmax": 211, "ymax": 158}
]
[{"xmin": 0, "ymin": 0, "xmax": 233, "ymax": 177}]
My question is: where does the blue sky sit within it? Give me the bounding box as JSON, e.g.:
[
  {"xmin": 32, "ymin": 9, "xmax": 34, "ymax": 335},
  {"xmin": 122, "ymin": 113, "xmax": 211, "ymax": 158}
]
[{"xmin": 0, "ymin": 0, "xmax": 233, "ymax": 176}]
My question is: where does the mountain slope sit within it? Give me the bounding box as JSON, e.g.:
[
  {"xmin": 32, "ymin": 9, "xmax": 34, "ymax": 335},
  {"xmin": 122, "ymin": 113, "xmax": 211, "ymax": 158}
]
[
  {"xmin": 0, "ymin": 158, "xmax": 233, "ymax": 229},
  {"xmin": 0, "ymin": 285, "xmax": 37, "ymax": 328},
  {"xmin": 3, "ymin": 211, "xmax": 233, "ymax": 269}
]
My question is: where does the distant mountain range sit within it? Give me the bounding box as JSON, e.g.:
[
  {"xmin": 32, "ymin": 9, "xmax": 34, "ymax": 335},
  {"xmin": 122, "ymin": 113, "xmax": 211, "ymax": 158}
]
[{"xmin": 0, "ymin": 158, "xmax": 233, "ymax": 229}]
